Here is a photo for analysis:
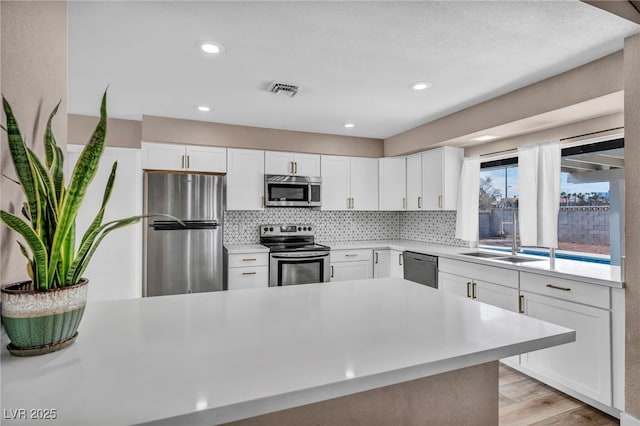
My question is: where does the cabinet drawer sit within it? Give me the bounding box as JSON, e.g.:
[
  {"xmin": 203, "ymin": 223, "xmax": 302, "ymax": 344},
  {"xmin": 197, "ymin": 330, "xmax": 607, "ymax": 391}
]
[
  {"xmin": 520, "ymin": 272, "xmax": 610, "ymax": 309},
  {"xmin": 228, "ymin": 253, "xmax": 269, "ymax": 268},
  {"xmin": 330, "ymin": 249, "xmax": 373, "ymax": 263},
  {"xmin": 228, "ymin": 266, "xmax": 268, "ymax": 290},
  {"xmin": 439, "ymin": 258, "xmax": 519, "ymax": 289}
]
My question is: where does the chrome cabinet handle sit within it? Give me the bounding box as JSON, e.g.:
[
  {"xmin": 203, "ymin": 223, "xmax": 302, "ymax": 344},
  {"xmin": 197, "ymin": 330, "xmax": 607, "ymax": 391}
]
[
  {"xmin": 438, "ymin": 195, "xmax": 443, "ymax": 209},
  {"xmin": 181, "ymin": 155, "xmax": 185, "ymax": 169},
  {"xmin": 519, "ymin": 295, "xmax": 525, "ymax": 313},
  {"xmin": 374, "ymin": 252, "xmax": 379, "ymax": 264},
  {"xmin": 347, "ymin": 198, "xmax": 351, "ymax": 209},
  {"xmin": 186, "ymin": 155, "xmax": 190, "ymax": 169},
  {"xmin": 331, "ymin": 265, "xmax": 334, "ymax": 278},
  {"xmin": 402, "ymin": 197, "xmax": 406, "ymax": 209},
  {"xmin": 242, "ymin": 272, "xmax": 256, "ymax": 276},
  {"xmin": 289, "ymin": 161, "xmax": 294, "ymax": 174},
  {"xmin": 546, "ymin": 284, "xmax": 571, "ymax": 292},
  {"xmin": 294, "ymin": 162, "xmax": 298, "ymax": 174},
  {"xmin": 466, "ymin": 282, "xmax": 472, "ymax": 298},
  {"xmin": 472, "ymin": 282, "xmax": 477, "ymax": 299},
  {"xmin": 418, "ymin": 197, "xmax": 422, "ymax": 209},
  {"xmin": 345, "ymin": 254, "xmax": 358, "ymax": 257},
  {"xmin": 261, "ymin": 196, "xmax": 265, "ymax": 208},
  {"xmin": 398, "ymin": 253, "xmax": 403, "ymax": 265},
  {"xmin": 242, "ymin": 258, "xmax": 256, "ymax": 262},
  {"xmin": 351, "ymin": 198, "xmax": 355, "ymax": 209}
]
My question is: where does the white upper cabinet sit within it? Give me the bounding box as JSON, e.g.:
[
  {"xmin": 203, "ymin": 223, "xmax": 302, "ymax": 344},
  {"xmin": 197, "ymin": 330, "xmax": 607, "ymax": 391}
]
[
  {"xmin": 265, "ymin": 151, "xmax": 320, "ymax": 176},
  {"xmin": 321, "ymin": 156, "xmax": 351, "ymax": 210},
  {"xmin": 227, "ymin": 148, "xmax": 265, "ymax": 210},
  {"xmin": 421, "ymin": 146, "xmax": 463, "ymax": 210},
  {"xmin": 406, "ymin": 153, "xmax": 423, "ymax": 210},
  {"xmin": 405, "ymin": 147, "xmax": 463, "ymax": 211},
  {"xmin": 379, "ymin": 157, "xmax": 407, "ymax": 210},
  {"xmin": 321, "ymin": 156, "xmax": 378, "ymax": 211},
  {"xmin": 141, "ymin": 142, "xmax": 226, "ymax": 173},
  {"xmin": 350, "ymin": 157, "xmax": 379, "ymax": 210}
]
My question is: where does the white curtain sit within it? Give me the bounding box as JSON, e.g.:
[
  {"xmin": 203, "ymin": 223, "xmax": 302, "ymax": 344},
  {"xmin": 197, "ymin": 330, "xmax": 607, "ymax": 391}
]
[
  {"xmin": 518, "ymin": 141, "xmax": 561, "ymax": 248},
  {"xmin": 455, "ymin": 156, "xmax": 480, "ymax": 242}
]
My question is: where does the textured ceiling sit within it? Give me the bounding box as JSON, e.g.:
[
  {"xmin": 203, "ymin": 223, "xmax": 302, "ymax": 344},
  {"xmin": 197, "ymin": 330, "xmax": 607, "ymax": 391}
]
[{"xmin": 68, "ymin": 1, "xmax": 639, "ymax": 139}]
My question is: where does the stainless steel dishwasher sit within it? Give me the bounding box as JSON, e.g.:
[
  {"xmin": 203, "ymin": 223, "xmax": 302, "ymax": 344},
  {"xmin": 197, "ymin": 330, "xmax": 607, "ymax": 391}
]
[{"xmin": 403, "ymin": 251, "xmax": 438, "ymax": 288}]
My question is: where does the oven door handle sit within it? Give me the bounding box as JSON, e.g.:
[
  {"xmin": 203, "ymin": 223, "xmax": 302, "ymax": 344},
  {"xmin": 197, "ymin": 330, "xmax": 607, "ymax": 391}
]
[{"xmin": 271, "ymin": 252, "xmax": 330, "ymax": 259}]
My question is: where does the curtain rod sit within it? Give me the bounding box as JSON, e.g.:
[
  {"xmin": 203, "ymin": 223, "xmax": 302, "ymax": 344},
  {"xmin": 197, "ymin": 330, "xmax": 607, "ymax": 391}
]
[{"xmin": 479, "ymin": 126, "xmax": 624, "ymax": 159}]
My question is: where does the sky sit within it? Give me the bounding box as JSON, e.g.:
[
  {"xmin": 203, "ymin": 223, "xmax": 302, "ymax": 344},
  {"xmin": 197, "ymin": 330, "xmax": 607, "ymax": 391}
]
[{"xmin": 481, "ymin": 166, "xmax": 610, "ymax": 200}]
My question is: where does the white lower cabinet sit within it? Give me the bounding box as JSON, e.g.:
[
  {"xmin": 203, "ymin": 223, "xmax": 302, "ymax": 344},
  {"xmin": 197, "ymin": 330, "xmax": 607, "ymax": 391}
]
[
  {"xmin": 373, "ymin": 250, "xmax": 390, "ymax": 278},
  {"xmin": 390, "ymin": 250, "xmax": 404, "ymax": 278},
  {"xmin": 226, "ymin": 253, "xmax": 269, "ymax": 290},
  {"xmin": 330, "ymin": 249, "xmax": 373, "ymax": 282},
  {"xmin": 438, "ymin": 258, "xmax": 520, "ymax": 365},
  {"xmin": 519, "ymin": 277, "xmax": 612, "ymax": 406}
]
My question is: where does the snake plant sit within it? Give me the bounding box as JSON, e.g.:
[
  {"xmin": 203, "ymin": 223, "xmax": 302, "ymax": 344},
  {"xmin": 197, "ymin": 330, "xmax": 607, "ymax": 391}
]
[{"xmin": 1, "ymin": 92, "xmax": 146, "ymax": 290}]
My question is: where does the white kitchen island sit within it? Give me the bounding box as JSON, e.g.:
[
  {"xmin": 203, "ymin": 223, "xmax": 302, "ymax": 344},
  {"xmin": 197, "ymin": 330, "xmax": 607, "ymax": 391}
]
[{"xmin": 1, "ymin": 278, "xmax": 574, "ymax": 425}]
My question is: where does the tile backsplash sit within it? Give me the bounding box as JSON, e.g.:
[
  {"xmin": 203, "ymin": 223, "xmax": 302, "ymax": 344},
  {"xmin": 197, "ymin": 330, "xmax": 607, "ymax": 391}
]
[{"xmin": 224, "ymin": 209, "xmax": 470, "ymax": 248}]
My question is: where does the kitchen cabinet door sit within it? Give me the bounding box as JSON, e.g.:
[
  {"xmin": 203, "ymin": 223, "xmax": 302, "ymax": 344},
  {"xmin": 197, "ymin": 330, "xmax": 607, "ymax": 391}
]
[
  {"xmin": 373, "ymin": 250, "xmax": 391, "ymax": 278},
  {"xmin": 421, "ymin": 148, "xmax": 443, "ymax": 210},
  {"xmin": 350, "ymin": 157, "xmax": 379, "ymax": 210},
  {"xmin": 330, "ymin": 261, "xmax": 373, "ymax": 282},
  {"xmin": 186, "ymin": 145, "xmax": 226, "ymax": 173},
  {"xmin": 265, "ymin": 151, "xmax": 294, "ymax": 175},
  {"xmin": 228, "ymin": 266, "xmax": 269, "ymax": 290},
  {"xmin": 227, "ymin": 149, "xmax": 265, "ymax": 210},
  {"xmin": 475, "ymin": 280, "xmax": 519, "ymax": 312},
  {"xmin": 68, "ymin": 145, "xmax": 142, "ymax": 301},
  {"xmin": 438, "ymin": 271, "xmax": 471, "ymax": 299},
  {"xmin": 293, "ymin": 153, "xmax": 321, "ymax": 176},
  {"xmin": 406, "ymin": 153, "xmax": 422, "ymax": 210},
  {"xmin": 390, "ymin": 250, "xmax": 404, "ymax": 278},
  {"xmin": 321, "ymin": 155, "xmax": 351, "ymax": 210},
  {"xmin": 379, "ymin": 157, "xmax": 407, "ymax": 210},
  {"xmin": 141, "ymin": 142, "xmax": 185, "ymax": 171},
  {"xmin": 520, "ymin": 292, "xmax": 612, "ymax": 405},
  {"xmin": 421, "ymin": 147, "xmax": 463, "ymax": 210}
]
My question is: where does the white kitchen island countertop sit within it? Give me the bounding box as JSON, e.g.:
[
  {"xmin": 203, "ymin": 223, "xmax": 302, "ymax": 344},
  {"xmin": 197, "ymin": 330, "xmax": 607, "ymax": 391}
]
[
  {"xmin": 321, "ymin": 239, "xmax": 623, "ymax": 287},
  {"xmin": 1, "ymin": 278, "xmax": 573, "ymax": 426}
]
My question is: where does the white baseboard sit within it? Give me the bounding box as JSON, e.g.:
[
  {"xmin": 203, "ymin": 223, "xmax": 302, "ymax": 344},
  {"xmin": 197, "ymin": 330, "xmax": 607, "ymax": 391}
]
[{"xmin": 621, "ymin": 412, "xmax": 640, "ymax": 426}]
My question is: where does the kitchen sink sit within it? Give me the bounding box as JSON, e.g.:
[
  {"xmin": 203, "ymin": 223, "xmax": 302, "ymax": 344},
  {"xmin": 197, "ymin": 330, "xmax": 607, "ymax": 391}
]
[
  {"xmin": 493, "ymin": 256, "xmax": 544, "ymax": 264},
  {"xmin": 461, "ymin": 251, "xmax": 507, "ymax": 259}
]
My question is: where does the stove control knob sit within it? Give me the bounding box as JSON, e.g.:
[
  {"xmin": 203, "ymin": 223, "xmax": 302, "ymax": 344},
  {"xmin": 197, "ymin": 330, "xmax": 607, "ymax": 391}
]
[
  {"xmin": 308, "ymin": 226, "xmax": 312, "ymax": 231},
  {"xmin": 303, "ymin": 227, "xmax": 307, "ymax": 231},
  {"xmin": 297, "ymin": 227, "xmax": 301, "ymax": 231},
  {"xmin": 269, "ymin": 227, "xmax": 274, "ymax": 232},
  {"xmin": 263, "ymin": 227, "xmax": 268, "ymax": 232}
]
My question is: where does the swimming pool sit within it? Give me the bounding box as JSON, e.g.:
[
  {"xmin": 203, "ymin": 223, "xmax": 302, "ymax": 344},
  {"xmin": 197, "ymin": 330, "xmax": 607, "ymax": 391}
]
[{"xmin": 478, "ymin": 246, "xmax": 611, "ymax": 265}]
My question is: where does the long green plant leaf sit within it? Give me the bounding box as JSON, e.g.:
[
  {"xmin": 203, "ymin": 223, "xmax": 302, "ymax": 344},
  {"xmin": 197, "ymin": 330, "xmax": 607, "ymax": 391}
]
[
  {"xmin": 52, "ymin": 145, "xmax": 65, "ymax": 204},
  {"xmin": 2, "ymin": 97, "xmax": 40, "ymax": 231},
  {"xmin": 47, "ymin": 91, "xmax": 107, "ymax": 287},
  {"xmin": 67, "ymin": 215, "xmax": 146, "ymax": 285},
  {"xmin": 16, "ymin": 241, "xmax": 34, "ymax": 282},
  {"xmin": 44, "ymin": 101, "xmax": 61, "ymax": 168},
  {"xmin": 0, "ymin": 211, "xmax": 48, "ymax": 289},
  {"xmin": 80, "ymin": 161, "xmax": 117, "ymax": 248}
]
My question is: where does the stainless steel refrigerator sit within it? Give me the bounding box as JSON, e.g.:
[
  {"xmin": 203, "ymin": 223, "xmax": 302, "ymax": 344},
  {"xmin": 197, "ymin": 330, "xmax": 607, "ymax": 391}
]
[{"xmin": 143, "ymin": 172, "xmax": 224, "ymax": 296}]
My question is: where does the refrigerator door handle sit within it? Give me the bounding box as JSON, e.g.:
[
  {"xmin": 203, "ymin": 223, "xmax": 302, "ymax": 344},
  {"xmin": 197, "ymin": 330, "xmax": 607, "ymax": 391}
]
[{"xmin": 151, "ymin": 220, "xmax": 219, "ymax": 230}]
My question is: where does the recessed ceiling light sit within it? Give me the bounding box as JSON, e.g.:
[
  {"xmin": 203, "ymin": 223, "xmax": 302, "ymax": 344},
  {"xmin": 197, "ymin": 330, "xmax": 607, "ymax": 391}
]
[
  {"xmin": 344, "ymin": 123, "xmax": 355, "ymax": 128},
  {"xmin": 197, "ymin": 106, "xmax": 211, "ymax": 112},
  {"xmin": 197, "ymin": 41, "xmax": 225, "ymax": 55},
  {"xmin": 471, "ymin": 135, "xmax": 498, "ymax": 142},
  {"xmin": 410, "ymin": 81, "xmax": 432, "ymax": 91}
]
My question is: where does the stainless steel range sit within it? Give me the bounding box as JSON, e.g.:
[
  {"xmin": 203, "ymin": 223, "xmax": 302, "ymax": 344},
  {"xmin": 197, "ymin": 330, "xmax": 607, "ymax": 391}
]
[{"xmin": 260, "ymin": 224, "xmax": 330, "ymax": 287}]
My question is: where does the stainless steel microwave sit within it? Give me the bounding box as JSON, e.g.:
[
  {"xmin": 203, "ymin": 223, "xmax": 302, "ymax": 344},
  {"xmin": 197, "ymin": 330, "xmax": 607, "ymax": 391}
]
[{"xmin": 264, "ymin": 175, "xmax": 321, "ymax": 207}]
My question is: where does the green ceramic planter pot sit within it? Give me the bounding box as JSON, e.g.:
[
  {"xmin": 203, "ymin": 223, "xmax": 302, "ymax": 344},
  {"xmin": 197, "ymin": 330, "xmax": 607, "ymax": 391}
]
[{"xmin": 1, "ymin": 279, "xmax": 88, "ymax": 356}]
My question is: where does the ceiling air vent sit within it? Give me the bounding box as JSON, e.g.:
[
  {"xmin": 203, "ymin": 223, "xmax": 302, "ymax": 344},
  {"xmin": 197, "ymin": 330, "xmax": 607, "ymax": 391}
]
[{"xmin": 268, "ymin": 81, "xmax": 299, "ymax": 98}]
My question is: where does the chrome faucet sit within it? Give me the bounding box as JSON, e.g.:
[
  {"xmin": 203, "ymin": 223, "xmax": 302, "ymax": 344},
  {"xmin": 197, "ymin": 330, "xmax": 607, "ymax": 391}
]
[{"xmin": 511, "ymin": 205, "xmax": 518, "ymax": 255}]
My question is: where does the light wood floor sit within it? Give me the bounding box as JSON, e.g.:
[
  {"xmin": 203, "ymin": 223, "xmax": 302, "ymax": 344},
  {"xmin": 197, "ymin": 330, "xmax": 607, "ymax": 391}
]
[{"xmin": 499, "ymin": 364, "xmax": 619, "ymax": 425}]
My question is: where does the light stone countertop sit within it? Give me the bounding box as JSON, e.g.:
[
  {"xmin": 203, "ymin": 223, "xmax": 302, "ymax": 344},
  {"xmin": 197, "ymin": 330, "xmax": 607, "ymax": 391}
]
[
  {"xmin": 224, "ymin": 244, "xmax": 269, "ymax": 254},
  {"xmin": 319, "ymin": 239, "xmax": 623, "ymax": 288},
  {"xmin": 1, "ymin": 278, "xmax": 574, "ymax": 426}
]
